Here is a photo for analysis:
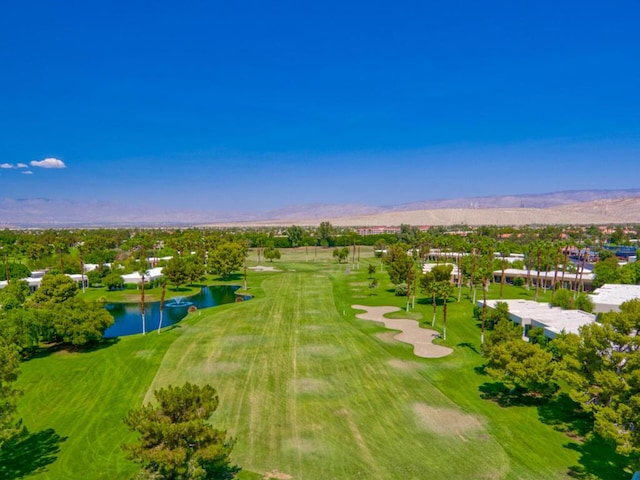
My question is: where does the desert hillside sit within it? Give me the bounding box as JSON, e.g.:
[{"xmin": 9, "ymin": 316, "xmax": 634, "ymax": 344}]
[{"xmin": 213, "ymin": 197, "xmax": 640, "ymax": 227}]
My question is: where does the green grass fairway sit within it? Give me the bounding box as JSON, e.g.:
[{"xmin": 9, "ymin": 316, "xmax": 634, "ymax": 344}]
[{"xmin": 11, "ymin": 252, "xmax": 625, "ymax": 479}]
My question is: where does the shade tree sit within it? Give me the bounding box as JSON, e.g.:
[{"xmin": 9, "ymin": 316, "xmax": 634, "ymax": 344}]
[
  {"xmin": 316, "ymin": 221, "xmax": 335, "ymax": 247},
  {"xmin": 28, "ymin": 273, "xmax": 78, "ymax": 306},
  {"xmin": 332, "ymin": 247, "xmax": 349, "ymax": 263},
  {"xmin": 0, "ymin": 341, "xmax": 21, "ymax": 444},
  {"xmin": 163, "ymin": 256, "xmax": 189, "ymax": 290},
  {"xmin": 43, "ymin": 297, "xmax": 114, "ymax": 346},
  {"xmin": 556, "ymin": 299, "xmax": 640, "ymax": 467},
  {"xmin": 103, "ymin": 271, "xmax": 125, "ymax": 291},
  {"xmin": 123, "ymin": 382, "xmax": 239, "ymax": 479},
  {"xmin": 264, "ymin": 246, "xmax": 281, "ymax": 262},
  {"xmin": 208, "ymin": 242, "xmax": 245, "ymax": 279},
  {"xmin": 482, "ymin": 317, "xmax": 558, "ymax": 398},
  {"xmin": 185, "ymin": 255, "xmax": 206, "ymax": 285},
  {"xmin": 384, "ymin": 243, "xmax": 413, "ymax": 286},
  {"xmin": 286, "ymin": 225, "xmax": 305, "ymax": 247}
]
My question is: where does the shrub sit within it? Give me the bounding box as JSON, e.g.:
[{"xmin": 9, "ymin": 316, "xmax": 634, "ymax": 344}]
[
  {"xmin": 575, "ymin": 293, "xmax": 594, "ymax": 313},
  {"xmin": 394, "ymin": 283, "xmax": 408, "ymax": 296},
  {"xmin": 551, "ymin": 288, "xmax": 573, "ymax": 309}
]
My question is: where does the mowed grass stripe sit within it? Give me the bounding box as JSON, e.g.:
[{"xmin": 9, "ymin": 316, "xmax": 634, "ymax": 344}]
[{"xmin": 146, "ymin": 268, "xmax": 509, "ymax": 479}]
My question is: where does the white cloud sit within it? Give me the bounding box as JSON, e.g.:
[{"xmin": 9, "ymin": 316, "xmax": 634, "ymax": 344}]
[
  {"xmin": 17, "ymin": 163, "xmax": 28, "ymax": 168},
  {"xmin": 0, "ymin": 163, "xmax": 14, "ymax": 169},
  {"xmin": 30, "ymin": 157, "xmax": 66, "ymax": 169},
  {"xmin": 21, "ymin": 170, "xmax": 33, "ymax": 175}
]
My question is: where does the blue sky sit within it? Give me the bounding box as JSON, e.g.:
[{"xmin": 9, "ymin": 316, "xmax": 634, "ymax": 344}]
[{"xmin": 1, "ymin": 1, "xmax": 639, "ymax": 212}]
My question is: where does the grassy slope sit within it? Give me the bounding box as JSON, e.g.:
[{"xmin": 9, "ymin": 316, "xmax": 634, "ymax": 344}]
[
  {"xmin": 14, "ymin": 333, "xmax": 175, "ymax": 479},
  {"xmin": 12, "ymin": 248, "xmax": 622, "ymax": 479}
]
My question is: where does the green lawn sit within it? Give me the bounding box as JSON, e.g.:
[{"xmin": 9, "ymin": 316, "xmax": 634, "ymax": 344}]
[{"xmin": 9, "ymin": 250, "xmax": 626, "ymax": 479}]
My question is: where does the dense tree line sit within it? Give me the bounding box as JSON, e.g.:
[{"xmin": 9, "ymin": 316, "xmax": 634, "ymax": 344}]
[{"xmin": 0, "ymin": 273, "xmax": 115, "ymax": 444}]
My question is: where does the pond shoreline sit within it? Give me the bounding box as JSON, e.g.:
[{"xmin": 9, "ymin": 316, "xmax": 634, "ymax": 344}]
[{"xmin": 103, "ymin": 285, "xmax": 249, "ymax": 337}]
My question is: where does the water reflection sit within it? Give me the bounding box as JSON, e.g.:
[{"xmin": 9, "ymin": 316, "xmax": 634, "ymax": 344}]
[{"xmin": 104, "ymin": 285, "xmax": 247, "ymax": 337}]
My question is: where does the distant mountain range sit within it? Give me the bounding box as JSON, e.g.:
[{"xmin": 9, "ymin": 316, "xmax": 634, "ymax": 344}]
[{"xmin": 1, "ymin": 189, "xmax": 640, "ymax": 228}]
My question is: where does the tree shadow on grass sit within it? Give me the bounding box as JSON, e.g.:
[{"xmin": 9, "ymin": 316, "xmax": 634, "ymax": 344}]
[
  {"xmin": 416, "ymin": 297, "xmax": 450, "ymax": 307},
  {"xmin": 537, "ymin": 394, "xmax": 629, "ymax": 479},
  {"xmin": 23, "ymin": 338, "xmax": 120, "ymax": 362},
  {"xmin": 537, "ymin": 393, "xmax": 592, "ymax": 437},
  {"xmin": 565, "ymin": 435, "xmax": 629, "ymax": 479},
  {"xmin": 0, "ymin": 428, "xmax": 66, "ymax": 479},
  {"xmin": 478, "ymin": 381, "xmax": 548, "ymax": 407},
  {"xmin": 212, "ymin": 273, "xmax": 244, "ymax": 282},
  {"xmin": 456, "ymin": 342, "xmax": 480, "ymax": 354}
]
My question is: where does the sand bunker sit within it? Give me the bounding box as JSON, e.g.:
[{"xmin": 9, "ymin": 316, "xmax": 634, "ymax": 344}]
[
  {"xmin": 353, "ymin": 305, "xmax": 453, "ymax": 358},
  {"xmin": 250, "ymin": 265, "xmax": 280, "ymax": 272},
  {"xmin": 263, "ymin": 471, "xmax": 293, "ymax": 480}
]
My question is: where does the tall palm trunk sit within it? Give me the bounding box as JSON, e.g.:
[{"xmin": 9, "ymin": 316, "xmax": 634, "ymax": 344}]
[
  {"xmin": 500, "ymin": 255, "xmax": 506, "ymax": 298},
  {"xmin": 457, "ymin": 253, "xmax": 463, "ymax": 302},
  {"xmin": 481, "ymin": 278, "xmax": 488, "ymax": 344},
  {"xmin": 79, "ymin": 251, "xmax": 85, "ymax": 293},
  {"xmin": 526, "ymin": 252, "xmax": 532, "ymax": 290},
  {"xmin": 406, "ymin": 267, "xmax": 411, "ymax": 313},
  {"xmin": 157, "ymin": 282, "xmax": 166, "ymax": 333},
  {"xmin": 552, "ymin": 246, "xmax": 560, "ymax": 299},
  {"xmin": 561, "ymin": 249, "xmax": 569, "ymax": 291},
  {"xmin": 141, "ymin": 273, "xmax": 146, "ymax": 336},
  {"xmin": 442, "ymin": 295, "xmax": 448, "ymax": 341},
  {"xmin": 470, "ymin": 248, "xmax": 477, "ymax": 301},
  {"xmin": 577, "ymin": 248, "xmax": 588, "ymax": 295},
  {"xmin": 535, "ymin": 249, "xmax": 542, "ymax": 301},
  {"xmin": 243, "ymin": 256, "xmax": 247, "ymax": 290},
  {"xmin": 432, "ymin": 292, "xmax": 437, "ymax": 327}
]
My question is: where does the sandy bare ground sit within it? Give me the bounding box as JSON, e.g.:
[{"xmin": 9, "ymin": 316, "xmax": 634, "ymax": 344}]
[
  {"xmin": 249, "ymin": 265, "xmax": 280, "ymax": 272},
  {"xmin": 353, "ymin": 305, "xmax": 453, "ymax": 358},
  {"xmin": 208, "ymin": 197, "xmax": 640, "ymax": 227}
]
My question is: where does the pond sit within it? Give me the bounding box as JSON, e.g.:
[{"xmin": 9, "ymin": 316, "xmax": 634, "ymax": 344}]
[{"xmin": 103, "ymin": 285, "xmax": 248, "ymax": 338}]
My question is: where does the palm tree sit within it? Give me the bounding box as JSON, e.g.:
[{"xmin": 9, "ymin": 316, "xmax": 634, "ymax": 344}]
[
  {"xmin": 576, "ymin": 240, "xmax": 591, "ymax": 296},
  {"xmin": 157, "ymin": 281, "xmax": 166, "ymax": 334},
  {"xmin": 420, "ymin": 270, "xmax": 438, "ymax": 327},
  {"xmin": 560, "ymin": 243, "xmax": 570, "ymax": 292},
  {"xmin": 439, "ymin": 281, "xmax": 454, "ymax": 341},
  {"xmin": 138, "ymin": 257, "xmax": 150, "ymax": 336},
  {"xmin": 530, "ymin": 240, "xmax": 546, "ymax": 301},
  {"xmin": 448, "ymin": 235, "xmax": 468, "ymax": 302},
  {"xmin": 78, "ymin": 246, "xmax": 86, "ymax": 294},
  {"xmin": 551, "ymin": 240, "xmax": 564, "ymax": 299},
  {"xmin": 498, "ymin": 240, "xmax": 512, "ymax": 299},
  {"xmin": 478, "ymin": 262, "xmax": 493, "ymax": 344},
  {"xmin": 421, "ymin": 264, "xmax": 453, "ymax": 328}
]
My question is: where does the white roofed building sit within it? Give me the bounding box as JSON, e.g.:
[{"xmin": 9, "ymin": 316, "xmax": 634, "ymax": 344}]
[
  {"xmin": 589, "ymin": 284, "xmax": 640, "ymax": 313},
  {"xmin": 121, "ymin": 267, "xmax": 164, "ymax": 284},
  {"xmin": 0, "ymin": 273, "xmax": 88, "ymax": 293},
  {"xmin": 481, "ymin": 299, "xmax": 596, "ymax": 340},
  {"xmin": 492, "ymin": 268, "xmax": 595, "ymax": 291}
]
